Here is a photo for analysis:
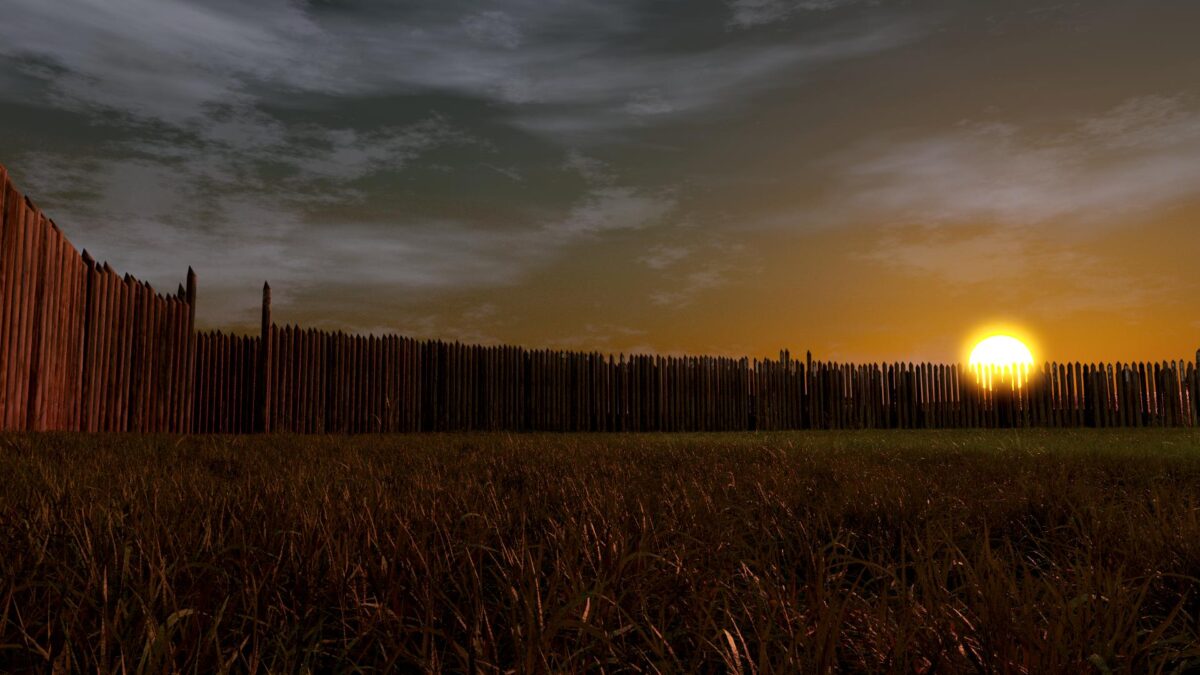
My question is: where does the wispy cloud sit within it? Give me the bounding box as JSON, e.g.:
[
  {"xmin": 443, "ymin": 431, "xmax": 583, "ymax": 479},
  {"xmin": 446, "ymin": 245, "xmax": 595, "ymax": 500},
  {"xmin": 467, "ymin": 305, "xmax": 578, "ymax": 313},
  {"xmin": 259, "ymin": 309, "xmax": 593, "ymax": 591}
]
[
  {"xmin": 858, "ymin": 224, "xmax": 1178, "ymax": 316},
  {"xmin": 861, "ymin": 227, "xmax": 1062, "ymax": 285},
  {"xmin": 548, "ymin": 151, "xmax": 678, "ymax": 249},
  {"xmin": 824, "ymin": 95, "xmax": 1200, "ymax": 317},
  {"xmin": 649, "ymin": 269, "xmax": 728, "ymax": 307},
  {"xmin": 832, "ymin": 95, "xmax": 1200, "ymax": 228},
  {"xmin": 727, "ymin": 0, "xmax": 870, "ymax": 28},
  {"xmin": 1, "ymin": 0, "xmax": 921, "ymax": 142},
  {"xmin": 545, "ymin": 323, "xmax": 648, "ymax": 351},
  {"xmin": 0, "ymin": 0, "xmax": 922, "ymax": 326},
  {"xmin": 562, "ymin": 150, "xmax": 616, "ymax": 185},
  {"xmin": 644, "ymin": 235, "xmax": 754, "ymax": 309},
  {"xmin": 0, "ymin": 0, "xmax": 323, "ymax": 125},
  {"xmin": 639, "ymin": 244, "xmax": 691, "ymax": 270},
  {"xmin": 549, "ymin": 187, "xmax": 676, "ymax": 237},
  {"xmin": 506, "ymin": 20, "xmax": 922, "ymax": 139},
  {"xmin": 461, "ymin": 11, "xmax": 524, "ymax": 50}
]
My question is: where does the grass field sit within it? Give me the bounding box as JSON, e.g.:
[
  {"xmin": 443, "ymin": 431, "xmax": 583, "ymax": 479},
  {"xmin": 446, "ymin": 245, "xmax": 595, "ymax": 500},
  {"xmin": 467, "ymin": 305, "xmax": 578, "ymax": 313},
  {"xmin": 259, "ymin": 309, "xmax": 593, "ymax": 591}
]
[{"xmin": 2, "ymin": 431, "xmax": 1200, "ymax": 673}]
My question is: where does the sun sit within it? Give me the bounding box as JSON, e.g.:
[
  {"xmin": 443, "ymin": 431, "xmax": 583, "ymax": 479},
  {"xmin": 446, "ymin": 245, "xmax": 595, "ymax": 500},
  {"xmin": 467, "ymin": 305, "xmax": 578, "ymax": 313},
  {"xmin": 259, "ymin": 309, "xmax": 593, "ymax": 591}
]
[{"xmin": 968, "ymin": 335, "xmax": 1036, "ymax": 389}]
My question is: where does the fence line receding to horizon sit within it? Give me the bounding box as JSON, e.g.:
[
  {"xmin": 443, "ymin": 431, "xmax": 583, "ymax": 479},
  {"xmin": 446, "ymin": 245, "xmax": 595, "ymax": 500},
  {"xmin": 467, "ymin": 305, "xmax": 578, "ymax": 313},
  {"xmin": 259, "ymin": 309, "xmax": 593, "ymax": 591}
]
[{"xmin": 1, "ymin": 162, "xmax": 1197, "ymax": 433}]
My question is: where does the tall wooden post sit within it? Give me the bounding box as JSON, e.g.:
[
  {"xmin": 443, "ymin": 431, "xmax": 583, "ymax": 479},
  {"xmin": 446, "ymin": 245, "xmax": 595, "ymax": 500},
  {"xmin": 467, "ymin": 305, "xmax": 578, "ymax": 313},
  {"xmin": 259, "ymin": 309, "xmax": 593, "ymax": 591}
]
[
  {"xmin": 1194, "ymin": 349, "xmax": 1199, "ymax": 428},
  {"xmin": 183, "ymin": 268, "xmax": 197, "ymax": 434},
  {"xmin": 258, "ymin": 282, "xmax": 272, "ymax": 433},
  {"xmin": 805, "ymin": 350, "xmax": 813, "ymax": 429}
]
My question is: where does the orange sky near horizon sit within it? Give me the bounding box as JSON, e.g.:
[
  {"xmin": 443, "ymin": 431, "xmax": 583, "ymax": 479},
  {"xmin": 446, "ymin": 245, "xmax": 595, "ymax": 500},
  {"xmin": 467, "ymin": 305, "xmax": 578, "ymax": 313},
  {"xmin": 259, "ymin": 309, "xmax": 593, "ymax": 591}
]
[{"xmin": 242, "ymin": 203, "xmax": 1200, "ymax": 364}]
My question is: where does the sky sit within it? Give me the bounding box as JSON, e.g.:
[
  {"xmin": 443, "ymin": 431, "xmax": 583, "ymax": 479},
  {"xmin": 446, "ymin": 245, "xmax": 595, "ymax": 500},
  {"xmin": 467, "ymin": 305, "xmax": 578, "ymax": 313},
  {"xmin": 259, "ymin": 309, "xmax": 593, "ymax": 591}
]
[{"xmin": 1, "ymin": 0, "xmax": 1198, "ymax": 363}]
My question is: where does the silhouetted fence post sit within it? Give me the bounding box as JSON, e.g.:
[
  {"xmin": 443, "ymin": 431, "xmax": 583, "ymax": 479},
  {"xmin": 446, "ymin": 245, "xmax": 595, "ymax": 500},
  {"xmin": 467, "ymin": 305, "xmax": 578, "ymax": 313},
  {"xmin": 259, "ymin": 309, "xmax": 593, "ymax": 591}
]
[
  {"xmin": 1194, "ymin": 349, "xmax": 1200, "ymax": 427},
  {"xmin": 258, "ymin": 282, "xmax": 272, "ymax": 433}
]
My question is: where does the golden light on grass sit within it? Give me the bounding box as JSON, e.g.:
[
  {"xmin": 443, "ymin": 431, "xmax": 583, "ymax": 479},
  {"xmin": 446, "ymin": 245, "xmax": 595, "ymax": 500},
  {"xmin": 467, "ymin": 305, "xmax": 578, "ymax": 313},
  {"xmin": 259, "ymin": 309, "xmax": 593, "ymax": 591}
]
[{"xmin": 968, "ymin": 334, "xmax": 1036, "ymax": 389}]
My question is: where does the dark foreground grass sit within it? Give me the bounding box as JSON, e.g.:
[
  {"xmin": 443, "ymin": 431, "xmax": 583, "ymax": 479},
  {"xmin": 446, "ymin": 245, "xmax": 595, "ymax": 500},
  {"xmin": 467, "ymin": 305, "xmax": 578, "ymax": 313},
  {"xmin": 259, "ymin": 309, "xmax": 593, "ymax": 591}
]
[{"xmin": 2, "ymin": 431, "xmax": 1200, "ymax": 673}]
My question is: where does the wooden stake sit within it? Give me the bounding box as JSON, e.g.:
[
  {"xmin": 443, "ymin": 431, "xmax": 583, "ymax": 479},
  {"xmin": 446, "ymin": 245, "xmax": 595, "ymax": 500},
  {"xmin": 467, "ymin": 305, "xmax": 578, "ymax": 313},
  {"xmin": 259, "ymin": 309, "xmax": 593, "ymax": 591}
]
[{"xmin": 258, "ymin": 282, "xmax": 272, "ymax": 433}]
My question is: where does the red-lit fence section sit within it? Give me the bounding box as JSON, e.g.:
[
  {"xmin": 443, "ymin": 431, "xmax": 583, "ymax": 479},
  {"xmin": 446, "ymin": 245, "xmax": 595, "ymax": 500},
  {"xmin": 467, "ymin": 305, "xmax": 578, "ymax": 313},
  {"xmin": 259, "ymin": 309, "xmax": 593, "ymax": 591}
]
[
  {"xmin": 0, "ymin": 163, "xmax": 196, "ymax": 432},
  {"xmin": 78, "ymin": 263, "xmax": 197, "ymax": 433},
  {"xmin": 0, "ymin": 168, "xmax": 88, "ymax": 431}
]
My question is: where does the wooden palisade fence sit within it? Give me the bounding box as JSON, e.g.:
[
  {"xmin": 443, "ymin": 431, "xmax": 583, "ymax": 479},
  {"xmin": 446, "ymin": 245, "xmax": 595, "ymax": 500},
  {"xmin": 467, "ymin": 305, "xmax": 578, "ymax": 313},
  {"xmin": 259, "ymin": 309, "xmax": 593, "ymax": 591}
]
[
  {"xmin": 1, "ymin": 163, "xmax": 197, "ymax": 432},
  {"xmin": 255, "ymin": 332, "xmax": 1200, "ymax": 433},
  {"xmin": 2, "ymin": 162, "xmax": 1198, "ymax": 434}
]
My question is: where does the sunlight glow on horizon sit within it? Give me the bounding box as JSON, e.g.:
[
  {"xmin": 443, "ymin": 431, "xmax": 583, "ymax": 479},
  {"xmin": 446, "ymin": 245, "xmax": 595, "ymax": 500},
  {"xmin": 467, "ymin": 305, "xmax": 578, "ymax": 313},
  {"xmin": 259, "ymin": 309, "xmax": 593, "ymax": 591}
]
[{"xmin": 969, "ymin": 335, "xmax": 1036, "ymax": 390}]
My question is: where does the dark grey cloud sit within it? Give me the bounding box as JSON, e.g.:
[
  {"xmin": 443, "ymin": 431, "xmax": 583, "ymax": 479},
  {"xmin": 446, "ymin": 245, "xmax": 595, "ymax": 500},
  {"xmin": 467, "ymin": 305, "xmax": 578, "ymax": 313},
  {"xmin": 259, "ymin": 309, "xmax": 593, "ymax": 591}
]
[
  {"xmin": 1, "ymin": 0, "xmax": 917, "ymax": 138},
  {"xmin": 0, "ymin": 0, "xmax": 924, "ymax": 325}
]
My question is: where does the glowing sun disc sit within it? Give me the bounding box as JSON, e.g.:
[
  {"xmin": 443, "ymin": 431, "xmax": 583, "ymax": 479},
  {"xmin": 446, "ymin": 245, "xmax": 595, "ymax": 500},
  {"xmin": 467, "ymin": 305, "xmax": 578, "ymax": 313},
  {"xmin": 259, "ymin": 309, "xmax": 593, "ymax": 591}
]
[
  {"xmin": 969, "ymin": 335, "xmax": 1035, "ymax": 369},
  {"xmin": 969, "ymin": 335, "xmax": 1035, "ymax": 388}
]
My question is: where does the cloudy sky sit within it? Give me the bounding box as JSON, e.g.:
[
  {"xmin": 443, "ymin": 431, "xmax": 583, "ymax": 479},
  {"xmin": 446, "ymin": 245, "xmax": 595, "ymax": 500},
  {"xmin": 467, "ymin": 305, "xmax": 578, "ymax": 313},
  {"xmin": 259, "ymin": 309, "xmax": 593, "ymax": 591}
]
[{"xmin": 2, "ymin": 0, "xmax": 1198, "ymax": 361}]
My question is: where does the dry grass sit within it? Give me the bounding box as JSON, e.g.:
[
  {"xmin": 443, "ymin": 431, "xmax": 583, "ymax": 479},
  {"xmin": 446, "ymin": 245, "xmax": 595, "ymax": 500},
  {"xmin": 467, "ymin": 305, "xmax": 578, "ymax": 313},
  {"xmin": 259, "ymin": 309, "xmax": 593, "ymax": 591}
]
[{"xmin": 2, "ymin": 430, "xmax": 1200, "ymax": 673}]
